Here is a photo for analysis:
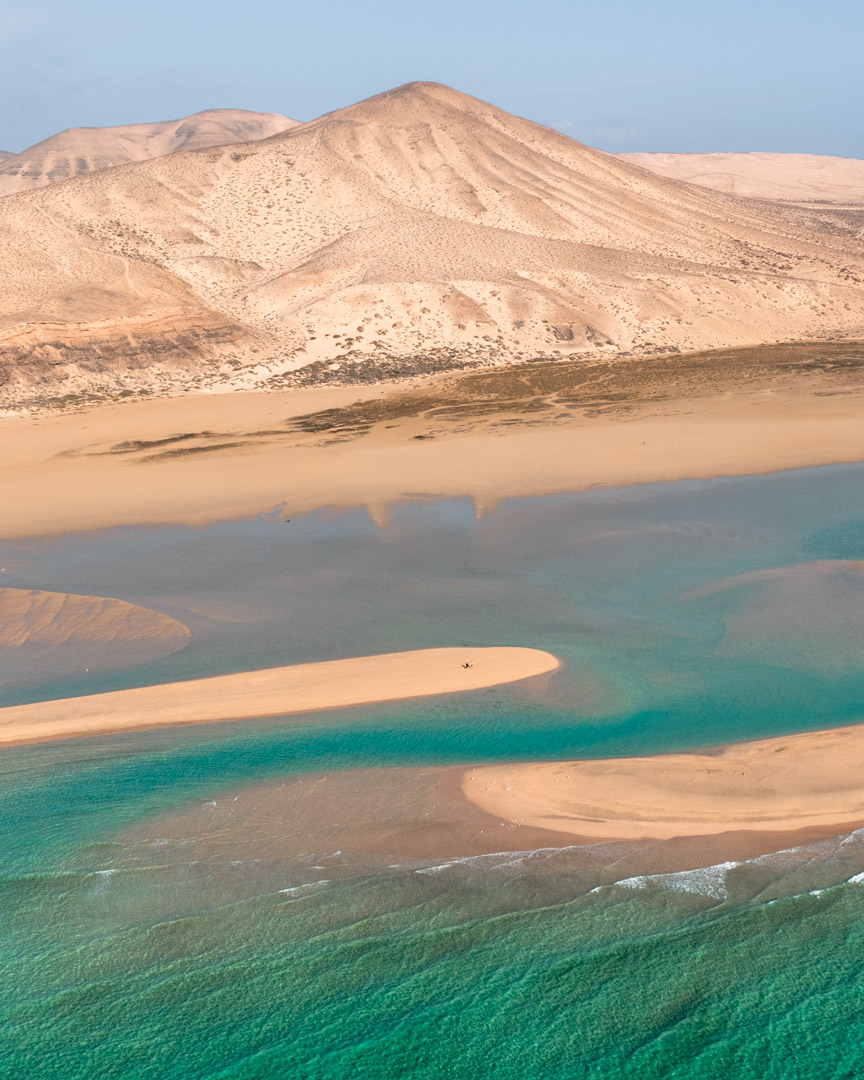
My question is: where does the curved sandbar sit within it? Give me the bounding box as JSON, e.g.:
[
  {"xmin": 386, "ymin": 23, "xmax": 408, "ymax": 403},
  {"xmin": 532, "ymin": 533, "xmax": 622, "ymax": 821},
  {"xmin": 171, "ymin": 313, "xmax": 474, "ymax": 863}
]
[
  {"xmin": 464, "ymin": 722, "xmax": 864, "ymax": 840},
  {"xmin": 0, "ymin": 647, "xmax": 559, "ymax": 747}
]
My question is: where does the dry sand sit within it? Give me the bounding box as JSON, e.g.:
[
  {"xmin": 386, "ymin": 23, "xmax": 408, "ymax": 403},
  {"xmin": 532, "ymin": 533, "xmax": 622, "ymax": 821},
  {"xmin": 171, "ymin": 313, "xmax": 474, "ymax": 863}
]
[
  {"xmin": 0, "ymin": 646, "xmax": 559, "ymax": 747},
  {"xmin": 2, "ymin": 372, "xmax": 864, "ymax": 540},
  {"xmin": 463, "ymin": 722, "xmax": 864, "ymax": 840}
]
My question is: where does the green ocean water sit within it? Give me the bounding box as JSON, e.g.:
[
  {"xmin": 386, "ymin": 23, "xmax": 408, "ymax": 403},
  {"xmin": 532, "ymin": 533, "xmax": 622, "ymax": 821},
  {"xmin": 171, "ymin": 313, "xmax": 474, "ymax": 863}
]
[{"xmin": 4, "ymin": 466, "xmax": 864, "ymax": 1077}]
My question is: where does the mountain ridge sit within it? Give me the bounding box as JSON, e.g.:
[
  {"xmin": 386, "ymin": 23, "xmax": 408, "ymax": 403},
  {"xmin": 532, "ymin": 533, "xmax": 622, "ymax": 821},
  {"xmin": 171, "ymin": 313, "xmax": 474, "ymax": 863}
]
[
  {"xmin": 0, "ymin": 108, "xmax": 300, "ymax": 197},
  {"xmin": 1, "ymin": 81, "xmax": 862, "ymax": 411}
]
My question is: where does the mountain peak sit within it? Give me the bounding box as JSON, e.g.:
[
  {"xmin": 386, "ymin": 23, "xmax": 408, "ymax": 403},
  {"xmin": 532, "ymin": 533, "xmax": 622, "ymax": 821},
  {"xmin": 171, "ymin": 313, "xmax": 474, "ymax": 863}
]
[{"xmin": 307, "ymin": 80, "xmax": 508, "ymax": 130}]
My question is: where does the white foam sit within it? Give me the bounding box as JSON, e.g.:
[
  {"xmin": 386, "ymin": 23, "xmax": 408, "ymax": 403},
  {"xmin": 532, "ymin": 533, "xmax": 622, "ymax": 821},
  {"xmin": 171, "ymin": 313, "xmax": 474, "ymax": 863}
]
[
  {"xmin": 278, "ymin": 879, "xmax": 329, "ymax": 897},
  {"xmin": 615, "ymin": 861, "xmax": 741, "ymax": 901},
  {"xmin": 91, "ymin": 868, "xmax": 119, "ymax": 894},
  {"xmin": 408, "ymin": 840, "xmax": 639, "ymax": 878},
  {"xmin": 389, "ymin": 823, "xmax": 864, "ymax": 901}
]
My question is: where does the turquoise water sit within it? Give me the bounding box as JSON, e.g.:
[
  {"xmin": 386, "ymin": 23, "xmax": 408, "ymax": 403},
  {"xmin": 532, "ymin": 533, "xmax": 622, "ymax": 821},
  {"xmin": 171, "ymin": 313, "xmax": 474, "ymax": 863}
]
[{"xmin": 4, "ymin": 466, "xmax": 864, "ymax": 1077}]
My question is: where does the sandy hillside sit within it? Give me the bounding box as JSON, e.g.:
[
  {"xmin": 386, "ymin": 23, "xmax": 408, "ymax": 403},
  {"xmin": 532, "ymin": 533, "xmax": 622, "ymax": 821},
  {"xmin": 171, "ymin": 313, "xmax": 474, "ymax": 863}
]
[
  {"xmin": 618, "ymin": 151, "xmax": 864, "ymax": 205},
  {"xmin": 1, "ymin": 82, "xmax": 863, "ymax": 410},
  {"xmin": 0, "ymin": 109, "xmax": 299, "ymax": 197}
]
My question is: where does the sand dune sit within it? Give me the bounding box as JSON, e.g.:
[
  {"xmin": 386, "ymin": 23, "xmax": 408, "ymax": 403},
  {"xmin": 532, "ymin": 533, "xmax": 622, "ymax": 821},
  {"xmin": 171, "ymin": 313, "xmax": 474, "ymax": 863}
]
[
  {"xmin": 1, "ymin": 82, "xmax": 863, "ymax": 410},
  {"xmin": 0, "ymin": 109, "xmax": 299, "ymax": 197},
  {"xmin": 618, "ymin": 151, "xmax": 864, "ymax": 205},
  {"xmin": 0, "ymin": 587, "xmax": 190, "ymax": 647},
  {"xmin": 0, "ymin": 647, "xmax": 559, "ymax": 746},
  {"xmin": 464, "ymin": 722, "xmax": 864, "ymax": 840}
]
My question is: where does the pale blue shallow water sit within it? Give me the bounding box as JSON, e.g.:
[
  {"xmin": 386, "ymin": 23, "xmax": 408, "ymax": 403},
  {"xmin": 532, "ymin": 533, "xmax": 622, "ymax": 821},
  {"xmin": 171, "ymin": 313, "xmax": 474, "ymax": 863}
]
[{"xmin": 3, "ymin": 465, "xmax": 864, "ymax": 1077}]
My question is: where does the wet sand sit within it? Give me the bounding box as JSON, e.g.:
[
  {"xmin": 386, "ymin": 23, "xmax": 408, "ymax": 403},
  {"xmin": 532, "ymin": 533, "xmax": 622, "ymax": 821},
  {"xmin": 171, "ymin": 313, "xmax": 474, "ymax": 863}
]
[
  {"xmin": 0, "ymin": 646, "xmax": 559, "ymax": 747},
  {"xmin": 120, "ymin": 761, "xmax": 864, "ymax": 885},
  {"xmin": 464, "ymin": 722, "xmax": 864, "ymax": 840}
]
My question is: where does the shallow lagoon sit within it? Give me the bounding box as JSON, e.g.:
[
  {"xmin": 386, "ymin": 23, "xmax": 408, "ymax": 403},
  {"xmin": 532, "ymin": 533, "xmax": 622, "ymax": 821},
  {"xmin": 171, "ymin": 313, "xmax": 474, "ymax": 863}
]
[{"xmin": 4, "ymin": 465, "xmax": 864, "ymax": 1078}]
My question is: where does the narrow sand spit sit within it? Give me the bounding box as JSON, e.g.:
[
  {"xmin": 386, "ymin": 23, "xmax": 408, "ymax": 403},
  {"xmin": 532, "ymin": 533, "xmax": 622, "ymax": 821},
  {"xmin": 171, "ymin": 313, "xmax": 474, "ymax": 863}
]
[
  {"xmin": 463, "ymin": 723, "xmax": 864, "ymax": 840},
  {"xmin": 0, "ymin": 647, "xmax": 559, "ymax": 747}
]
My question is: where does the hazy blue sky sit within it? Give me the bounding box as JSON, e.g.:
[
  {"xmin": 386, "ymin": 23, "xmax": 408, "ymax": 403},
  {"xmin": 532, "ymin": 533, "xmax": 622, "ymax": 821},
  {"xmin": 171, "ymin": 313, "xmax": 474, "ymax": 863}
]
[{"xmin": 1, "ymin": 0, "xmax": 862, "ymax": 155}]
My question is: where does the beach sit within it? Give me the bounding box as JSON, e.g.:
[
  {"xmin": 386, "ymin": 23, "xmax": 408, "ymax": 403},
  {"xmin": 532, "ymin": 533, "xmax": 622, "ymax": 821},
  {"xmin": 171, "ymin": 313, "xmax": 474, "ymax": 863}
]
[
  {"xmin": 0, "ymin": 646, "xmax": 559, "ymax": 746},
  {"xmin": 3, "ymin": 342, "xmax": 864, "ymax": 539}
]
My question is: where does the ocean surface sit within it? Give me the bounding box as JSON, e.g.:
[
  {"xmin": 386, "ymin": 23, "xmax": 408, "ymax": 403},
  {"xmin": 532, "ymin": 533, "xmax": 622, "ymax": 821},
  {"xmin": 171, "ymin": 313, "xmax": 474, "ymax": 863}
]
[{"xmin": 4, "ymin": 465, "xmax": 864, "ymax": 1078}]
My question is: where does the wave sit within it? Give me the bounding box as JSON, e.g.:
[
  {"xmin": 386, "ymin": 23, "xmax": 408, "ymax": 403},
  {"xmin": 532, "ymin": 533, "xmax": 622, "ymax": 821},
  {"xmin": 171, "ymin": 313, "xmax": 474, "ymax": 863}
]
[
  {"xmin": 391, "ymin": 824, "xmax": 864, "ymax": 907},
  {"xmin": 409, "ymin": 838, "xmax": 651, "ymax": 878},
  {"xmin": 611, "ymin": 861, "xmax": 741, "ymax": 901},
  {"xmin": 278, "ymin": 879, "xmax": 329, "ymax": 897}
]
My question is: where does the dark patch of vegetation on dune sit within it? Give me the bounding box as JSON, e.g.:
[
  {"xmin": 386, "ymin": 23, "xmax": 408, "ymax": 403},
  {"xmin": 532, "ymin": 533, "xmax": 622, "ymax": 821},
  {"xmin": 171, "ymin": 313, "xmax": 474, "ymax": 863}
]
[
  {"xmin": 143, "ymin": 441, "xmax": 247, "ymax": 461},
  {"xmin": 110, "ymin": 432, "xmax": 217, "ymax": 453},
  {"xmin": 280, "ymin": 341, "xmax": 864, "ymax": 442}
]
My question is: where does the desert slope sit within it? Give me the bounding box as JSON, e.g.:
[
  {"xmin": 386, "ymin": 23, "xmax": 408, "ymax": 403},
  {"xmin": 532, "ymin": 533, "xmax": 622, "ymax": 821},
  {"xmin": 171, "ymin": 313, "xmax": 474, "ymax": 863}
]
[
  {"xmin": 1, "ymin": 82, "xmax": 863, "ymax": 410},
  {"xmin": 0, "ymin": 109, "xmax": 299, "ymax": 197},
  {"xmin": 618, "ymin": 151, "xmax": 864, "ymax": 205}
]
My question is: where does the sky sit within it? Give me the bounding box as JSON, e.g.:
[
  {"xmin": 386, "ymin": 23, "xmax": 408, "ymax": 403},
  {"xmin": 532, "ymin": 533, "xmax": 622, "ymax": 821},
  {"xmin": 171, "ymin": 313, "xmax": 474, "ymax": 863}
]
[{"xmin": 1, "ymin": 0, "xmax": 862, "ymax": 156}]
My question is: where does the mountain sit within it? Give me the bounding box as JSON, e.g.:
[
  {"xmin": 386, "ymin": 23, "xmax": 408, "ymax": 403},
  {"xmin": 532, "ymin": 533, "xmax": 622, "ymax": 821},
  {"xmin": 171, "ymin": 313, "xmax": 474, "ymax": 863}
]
[
  {"xmin": 617, "ymin": 152, "xmax": 864, "ymax": 205},
  {"xmin": 0, "ymin": 109, "xmax": 300, "ymax": 197},
  {"xmin": 0, "ymin": 82, "xmax": 863, "ymax": 410}
]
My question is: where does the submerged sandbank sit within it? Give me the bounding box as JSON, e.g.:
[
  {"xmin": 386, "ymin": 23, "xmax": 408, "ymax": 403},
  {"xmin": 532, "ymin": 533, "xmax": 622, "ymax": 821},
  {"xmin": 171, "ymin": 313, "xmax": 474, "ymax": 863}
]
[
  {"xmin": 464, "ymin": 722, "xmax": 864, "ymax": 840},
  {"xmin": 0, "ymin": 587, "xmax": 192, "ymax": 690},
  {"xmin": 0, "ymin": 587, "xmax": 190, "ymax": 648},
  {"xmin": 0, "ymin": 646, "xmax": 559, "ymax": 746}
]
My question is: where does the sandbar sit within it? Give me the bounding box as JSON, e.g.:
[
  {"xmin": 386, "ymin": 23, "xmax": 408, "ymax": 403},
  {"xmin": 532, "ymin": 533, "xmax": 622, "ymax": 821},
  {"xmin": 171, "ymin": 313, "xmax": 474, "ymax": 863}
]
[
  {"xmin": 0, "ymin": 646, "xmax": 559, "ymax": 746},
  {"xmin": 464, "ymin": 722, "xmax": 864, "ymax": 840}
]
